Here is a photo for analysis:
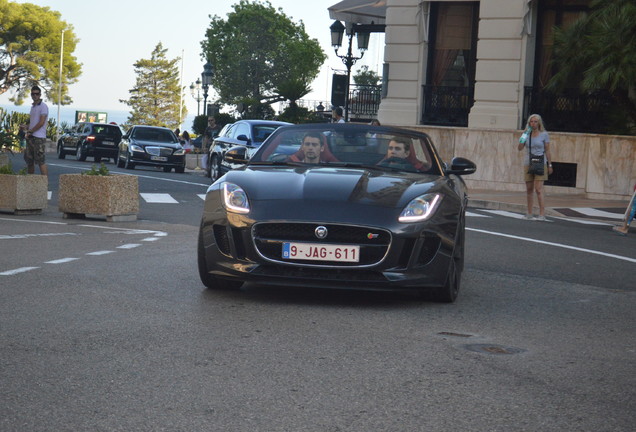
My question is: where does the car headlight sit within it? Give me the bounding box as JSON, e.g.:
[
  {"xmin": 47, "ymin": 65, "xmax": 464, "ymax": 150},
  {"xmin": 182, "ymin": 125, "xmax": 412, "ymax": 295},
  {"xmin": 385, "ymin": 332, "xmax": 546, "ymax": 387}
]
[
  {"xmin": 174, "ymin": 148, "xmax": 185, "ymax": 155},
  {"xmin": 222, "ymin": 182, "xmax": 250, "ymax": 214},
  {"xmin": 131, "ymin": 144, "xmax": 144, "ymax": 153},
  {"xmin": 399, "ymin": 193, "xmax": 442, "ymax": 223}
]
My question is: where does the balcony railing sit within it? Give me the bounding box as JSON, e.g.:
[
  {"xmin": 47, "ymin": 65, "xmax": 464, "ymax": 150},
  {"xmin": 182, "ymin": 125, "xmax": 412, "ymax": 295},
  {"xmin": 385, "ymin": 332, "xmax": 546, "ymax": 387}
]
[
  {"xmin": 421, "ymin": 85, "xmax": 474, "ymax": 127},
  {"xmin": 523, "ymin": 87, "xmax": 614, "ymax": 134}
]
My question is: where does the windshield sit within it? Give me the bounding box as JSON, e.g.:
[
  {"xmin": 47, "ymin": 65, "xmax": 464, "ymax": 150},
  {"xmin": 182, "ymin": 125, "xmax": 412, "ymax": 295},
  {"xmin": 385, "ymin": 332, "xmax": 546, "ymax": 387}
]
[
  {"xmin": 132, "ymin": 127, "xmax": 177, "ymax": 143},
  {"xmin": 254, "ymin": 126, "xmax": 441, "ymax": 175}
]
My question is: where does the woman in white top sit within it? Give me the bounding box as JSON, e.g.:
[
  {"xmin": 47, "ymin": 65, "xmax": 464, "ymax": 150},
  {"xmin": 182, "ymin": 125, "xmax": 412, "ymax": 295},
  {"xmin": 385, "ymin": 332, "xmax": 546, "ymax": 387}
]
[{"xmin": 517, "ymin": 114, "xmax": 553, "ymax": 220}]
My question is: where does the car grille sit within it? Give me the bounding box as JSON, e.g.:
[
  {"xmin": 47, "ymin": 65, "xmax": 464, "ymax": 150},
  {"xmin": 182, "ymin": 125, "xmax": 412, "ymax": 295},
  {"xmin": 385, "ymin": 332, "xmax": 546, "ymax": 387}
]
[
  {"xmin": 146, "ymin": 146, "xmax": 173, "ymax": 157},
  {"xmin": 252, "ymin": 222, "xmax": 391, "ymax": 267}
]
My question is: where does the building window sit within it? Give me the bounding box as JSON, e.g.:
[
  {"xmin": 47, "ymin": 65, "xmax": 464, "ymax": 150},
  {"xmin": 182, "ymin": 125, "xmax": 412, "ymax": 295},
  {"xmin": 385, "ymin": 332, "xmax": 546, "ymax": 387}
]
[{"xmin": 421, "ymin": 2, "xmax": 478, "ymax": 127}]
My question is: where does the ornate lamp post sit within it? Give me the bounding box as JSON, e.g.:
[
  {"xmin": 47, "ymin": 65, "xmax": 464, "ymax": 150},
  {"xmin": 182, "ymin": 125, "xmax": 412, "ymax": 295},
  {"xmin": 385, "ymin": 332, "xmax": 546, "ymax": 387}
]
[
  {"xmin": 201, "ymin": 62, "xmax": 214, "ymax": 117},
  {"xmin": 189, "ymin": 78, "xmax": 202, "ymax": 116},
  {"xmin": 330, "ymin": 20, "xmax": 370, "ymax": 122}
]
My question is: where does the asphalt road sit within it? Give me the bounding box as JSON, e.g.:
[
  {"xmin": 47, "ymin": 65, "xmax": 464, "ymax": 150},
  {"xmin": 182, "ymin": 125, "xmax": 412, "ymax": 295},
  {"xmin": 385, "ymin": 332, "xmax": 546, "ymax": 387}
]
[{"xmin": 1, "ymin": 155, "xmax": 634, "ymax": 431}]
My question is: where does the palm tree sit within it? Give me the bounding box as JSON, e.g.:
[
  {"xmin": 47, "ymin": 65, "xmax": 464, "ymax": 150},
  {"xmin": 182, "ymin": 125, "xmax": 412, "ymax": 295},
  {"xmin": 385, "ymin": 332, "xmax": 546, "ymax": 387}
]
[{"xmin": 548, "ymin": 0, "xmax": 636, "ymax": 133}]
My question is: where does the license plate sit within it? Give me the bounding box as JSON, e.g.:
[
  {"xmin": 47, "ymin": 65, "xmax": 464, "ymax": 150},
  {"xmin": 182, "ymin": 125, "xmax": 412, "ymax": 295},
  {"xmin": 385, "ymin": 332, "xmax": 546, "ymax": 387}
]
[
  {"xmin": 282, "ymin": 242, "xmax": 359, "ymax": 263},
  {"xmin": 102, "ymin": 140, "xmax": 114, "ymax": 146},
  {"xmin": 151, "ymin": 156, "xmax": 167, "ymax": 161}
]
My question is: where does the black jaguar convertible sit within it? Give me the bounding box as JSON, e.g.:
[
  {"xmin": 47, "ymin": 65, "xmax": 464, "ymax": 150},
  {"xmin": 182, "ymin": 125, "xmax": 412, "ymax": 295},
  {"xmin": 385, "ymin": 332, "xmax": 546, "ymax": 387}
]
[{"xmin": 198, "ymin": 123, "xmax": 476, "ymax": 302}]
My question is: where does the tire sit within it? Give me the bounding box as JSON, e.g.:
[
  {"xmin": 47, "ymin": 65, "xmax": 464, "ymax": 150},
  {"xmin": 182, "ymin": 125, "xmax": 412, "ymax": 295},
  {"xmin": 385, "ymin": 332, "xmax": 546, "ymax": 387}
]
[
  {"xmin": 124, "ymin": 152, "xmax": 135, "ymax": 170},
  {"xmin": 175, "ymin": 166, "xmax": 185, "ymax": 173},
  {"xmin": 95, "ymin": 156, "xmax": 102, "ymax": 163},
  {"xmin": 197, "ymin": 227, "xmax": 243, "ymax": 290},
  {"xmin": 432, "ymin": 215, "xmax": 465, "ymax": 303},
  {"xmin": 57, "ymin": 142, "xmax": 66, "ymax": 159},
  {"xmin": 76, "ymin": 144, "xmax": 87, "ymax": 161},
  {"xmin": 116, "ymin": 151, "xmax": 124, "ymax": 168},
  {"xmin": 210, "ymin": 155, "xmax": 220, "ymax": 181}
]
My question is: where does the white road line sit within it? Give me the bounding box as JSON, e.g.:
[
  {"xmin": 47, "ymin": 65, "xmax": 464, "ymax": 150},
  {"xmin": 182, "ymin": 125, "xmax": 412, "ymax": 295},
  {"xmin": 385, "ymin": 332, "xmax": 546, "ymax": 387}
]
[
  {"xmin": 140, "ymin": 193, "xmax": 179, "ymax": 204},
  {"xmin": 117, "ymin": 244, "xmax": 142, "ymax": 249},
  {"xmin": 1, "ymin": 267, "xmax": 39, "ymax": 276},
  {"xmin": 45, "ymin": 258, "xmax": 79, "ymax": 264},
  {"xmin": 142, "ymin": 237, "xmax": 159, "ymax": 242},
  {"xmin": 570, "ymin": 207, "xmax": 623, "ymax": 219},
  {"xmin": 468, "ymin": 227, "xmax": 636, "ymax": 263},
  {"xmin": 0, "ymin": 232, "xmax": 79, "ymax": 239},
  {"xmin": 86, "ymin": 251, "xmax": 115, "ymax": 256}
]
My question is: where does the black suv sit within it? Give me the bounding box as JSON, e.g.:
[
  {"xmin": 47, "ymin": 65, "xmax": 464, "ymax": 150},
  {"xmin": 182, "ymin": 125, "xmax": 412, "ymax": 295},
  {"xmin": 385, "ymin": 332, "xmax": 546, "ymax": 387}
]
[{"xmin": 57, "ymin": 122, "xmax": 123, "ymax": 162}]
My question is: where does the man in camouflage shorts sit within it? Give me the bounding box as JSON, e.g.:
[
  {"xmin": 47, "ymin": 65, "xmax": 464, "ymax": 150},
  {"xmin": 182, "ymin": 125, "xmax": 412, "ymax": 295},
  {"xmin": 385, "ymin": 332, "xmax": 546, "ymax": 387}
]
[{"xmin": 25, "ymin": 85, "xmax": 49, "ymax": 177}]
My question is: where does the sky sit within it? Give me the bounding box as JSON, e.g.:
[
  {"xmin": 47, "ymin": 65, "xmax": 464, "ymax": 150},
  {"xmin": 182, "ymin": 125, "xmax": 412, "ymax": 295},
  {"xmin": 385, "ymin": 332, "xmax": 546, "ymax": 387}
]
[{"xmin": 1, "ymin": 0, "xmax": 385, "ymax": 128}]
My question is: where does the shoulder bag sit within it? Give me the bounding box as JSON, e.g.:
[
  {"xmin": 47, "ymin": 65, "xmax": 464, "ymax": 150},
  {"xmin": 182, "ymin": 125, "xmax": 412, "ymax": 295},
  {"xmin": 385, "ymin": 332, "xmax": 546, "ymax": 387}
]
[{"xmin": 527, "ymin": 133, "xmax": 544, "ymax": 176}]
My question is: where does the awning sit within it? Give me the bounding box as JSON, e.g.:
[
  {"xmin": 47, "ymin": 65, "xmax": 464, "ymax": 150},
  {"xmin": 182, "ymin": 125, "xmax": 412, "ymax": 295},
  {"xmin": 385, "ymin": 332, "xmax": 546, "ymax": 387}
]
[{"xmin": 328, "ymin": 0, "xmax": 387, "ymax": 25}]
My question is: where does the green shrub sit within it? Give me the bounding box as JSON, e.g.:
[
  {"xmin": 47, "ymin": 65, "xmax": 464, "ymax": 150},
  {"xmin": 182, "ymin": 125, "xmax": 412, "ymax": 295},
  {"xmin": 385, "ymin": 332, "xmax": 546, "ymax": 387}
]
[{"xmin": 82, "ymin": 163, "xmax": 110, "ymax": 176}]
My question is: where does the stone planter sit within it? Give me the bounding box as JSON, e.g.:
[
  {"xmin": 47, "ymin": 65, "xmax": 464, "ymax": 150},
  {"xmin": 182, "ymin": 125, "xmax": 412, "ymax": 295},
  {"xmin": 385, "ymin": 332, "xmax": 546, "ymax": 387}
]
[
  {"xmin": 58, "ymin": 174, "xmax": 139, "ymax": 222},
  {"xmin": 185, "ymin": 153, "xmax": 204, "ymax": 170},
  {"xmin": 0, "ymin": 153, "xmax": 9, "ymax": 168},
  {"xmin": 0, "ymin": 174, "xmax": 48, "ymax": 215}
]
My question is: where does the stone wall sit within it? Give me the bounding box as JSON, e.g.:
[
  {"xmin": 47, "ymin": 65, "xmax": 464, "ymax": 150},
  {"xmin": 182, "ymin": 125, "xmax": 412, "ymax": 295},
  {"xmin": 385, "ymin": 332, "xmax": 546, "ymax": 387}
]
[{"xmin": 407, "ymin": 125, "xmax": 636, "ymax": 200}]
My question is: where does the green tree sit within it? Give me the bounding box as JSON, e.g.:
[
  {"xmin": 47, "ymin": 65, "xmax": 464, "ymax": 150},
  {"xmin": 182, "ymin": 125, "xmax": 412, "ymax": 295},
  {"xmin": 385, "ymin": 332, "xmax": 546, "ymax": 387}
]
[
  {"xmin": 201, "ymin": 0, "xmax": 326, "ymax": 117},
  {"xmin": 548, "ymin": 0, "xmax": 636, "ymax": 133},
  {"xmin": 0, "ymin": 0, "xmax": 81, "ymax": 105},
  {"xmin": 353, "ymin": 66, "xmax": 381, "ymax": 86},
  {"xmin": 120, "ymin": 42, "xmax": 185, "ymax": 129}
]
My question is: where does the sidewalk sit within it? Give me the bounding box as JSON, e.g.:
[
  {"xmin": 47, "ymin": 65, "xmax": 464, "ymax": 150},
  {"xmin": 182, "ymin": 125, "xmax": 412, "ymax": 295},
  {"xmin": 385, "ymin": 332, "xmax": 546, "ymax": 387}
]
[{"xmin": 468, "ymin": 189, "xmax": 628, "ymax": 220}]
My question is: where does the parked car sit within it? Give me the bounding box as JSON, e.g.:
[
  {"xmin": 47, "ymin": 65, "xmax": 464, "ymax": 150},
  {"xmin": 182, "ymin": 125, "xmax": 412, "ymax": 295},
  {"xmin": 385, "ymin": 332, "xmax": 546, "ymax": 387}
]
[
  {"xmin": 57, "ymin": 122, "xmax": 123, "ymax": 162},
  {"xmin": 117, "ymin": 125, "xmax": 186, "ymax": 173},
  {"xmin": 198, "ymin": 123, "xmax": 477, "ymax": 302},
  {"xmin": 207, "ymin": 120, "xmax": 291, "ymax": 180}
]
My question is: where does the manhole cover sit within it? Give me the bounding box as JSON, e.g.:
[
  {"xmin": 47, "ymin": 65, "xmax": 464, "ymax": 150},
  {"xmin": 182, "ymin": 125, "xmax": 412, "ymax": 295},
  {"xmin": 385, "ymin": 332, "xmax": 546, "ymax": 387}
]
[{"xmin": 464, "ymin": 343, "xmax": 525, "ymax": 355}]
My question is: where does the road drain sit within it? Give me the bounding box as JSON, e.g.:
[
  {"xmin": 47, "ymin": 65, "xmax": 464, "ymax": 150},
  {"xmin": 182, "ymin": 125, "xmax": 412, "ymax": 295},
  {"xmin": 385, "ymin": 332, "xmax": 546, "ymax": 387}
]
[{"xmin": 464, "ymin": 344, "xmax": 525, "ymax": 355}]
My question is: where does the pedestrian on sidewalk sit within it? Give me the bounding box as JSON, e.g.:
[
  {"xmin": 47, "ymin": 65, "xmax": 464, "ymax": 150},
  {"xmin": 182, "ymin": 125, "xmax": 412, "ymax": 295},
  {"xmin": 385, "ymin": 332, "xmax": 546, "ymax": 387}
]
[
  {"xmin": 613, "ymin": 184, "xmax": 636, "ymax": 235},
  {"xmin": 518, "ymin": 113, "xmax": 553, "ymax": 220},
  {"xmin": 24, "ymin": 85, "xmax": 49, "ymax": 177}
]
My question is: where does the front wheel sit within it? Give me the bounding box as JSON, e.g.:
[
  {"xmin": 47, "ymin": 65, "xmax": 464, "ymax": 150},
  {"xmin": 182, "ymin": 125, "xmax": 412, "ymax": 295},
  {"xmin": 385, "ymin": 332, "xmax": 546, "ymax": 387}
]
[
  {"xmin": 116, "ymin": 151, "xmax": 124, "ymax": 168},
  {"xmin": 432, "ymin": 216, "xmax": 465, "ymax": 303},
  {"xmin": 210, "ymin": 156, "xmax": 220, "ymax": 181},
  {"xmin": 57, "ymin": 142, "xmax": 66, "ymax": 159},
  {"xmin": 124, "ymin": 152, "xmax": 135, "ymax": 169},
  {"xmin": 197, "ymin": 227, "xmax": 242, "ymax": 290}
]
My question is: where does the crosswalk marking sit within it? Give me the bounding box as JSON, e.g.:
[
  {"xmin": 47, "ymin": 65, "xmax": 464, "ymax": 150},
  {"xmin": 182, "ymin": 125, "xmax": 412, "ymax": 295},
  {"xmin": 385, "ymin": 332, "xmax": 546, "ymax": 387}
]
[
  {"xmin": 481, "ymin": 210, "xmax": 528, "ymax": 219},
  {"xmin": 140, "ymin": 193, "xmax": 179, "ymax": 204},
  {"xmin": 568, "ymin": 207, "xmax": 623, "ymax": 220},
  {"xmin": 466, "ymin": 211, "xmax": 489, "ymax": 218}
]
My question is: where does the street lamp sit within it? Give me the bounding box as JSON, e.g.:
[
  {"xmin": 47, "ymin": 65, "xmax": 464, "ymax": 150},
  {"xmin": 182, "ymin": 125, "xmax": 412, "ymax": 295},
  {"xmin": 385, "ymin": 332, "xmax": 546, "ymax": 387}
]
[
  {"xmin": 201, "ymin": 62, "xmax": 214, "ymax": 116},
  {"xmin": 330, "ymin": 20, "xmax": 370, "ymax": 122},
  {"xmin": 189, "ymin": 78, "xmax": 202, "ymax": 116}
]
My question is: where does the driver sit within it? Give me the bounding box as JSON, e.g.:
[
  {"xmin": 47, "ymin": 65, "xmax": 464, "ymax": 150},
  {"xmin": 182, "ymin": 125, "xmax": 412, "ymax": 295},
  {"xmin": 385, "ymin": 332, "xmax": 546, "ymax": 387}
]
[{"xmin": 378, "ymin": 137, "xmax": 416, "ymax": 170}]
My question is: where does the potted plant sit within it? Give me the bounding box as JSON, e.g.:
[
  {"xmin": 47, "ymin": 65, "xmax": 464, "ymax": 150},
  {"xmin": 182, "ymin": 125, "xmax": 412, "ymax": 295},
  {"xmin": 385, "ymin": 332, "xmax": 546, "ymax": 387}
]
[
  {"xmin": 0, "ymin": 161, "xmax": 48, "ymax": 215},
  {"xmin": 58, "ymin": 163, "xmax": 139, "ymax": 222}
]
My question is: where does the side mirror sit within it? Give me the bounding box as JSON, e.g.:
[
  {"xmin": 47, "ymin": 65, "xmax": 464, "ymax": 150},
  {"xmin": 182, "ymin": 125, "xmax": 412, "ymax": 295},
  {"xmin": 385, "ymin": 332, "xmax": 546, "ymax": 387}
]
[
  {"xmin": 446, "ymin": 157, "xmax": 476, "ymax": 176},
  {"xmin": 224, "ymin": 146, "xmax": 249, "ymax": 165},
  {"xmin": 236, "ymin": 134, "xmax": 250, "ymax": 143}
]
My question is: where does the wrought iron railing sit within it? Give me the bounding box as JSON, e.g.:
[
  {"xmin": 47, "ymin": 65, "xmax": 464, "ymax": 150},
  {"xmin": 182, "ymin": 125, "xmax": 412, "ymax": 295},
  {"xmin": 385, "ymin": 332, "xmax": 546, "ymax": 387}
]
[
  {"xmin": 348, "ymin": 84, "xmax": 382, "ymax": 120},
  {"xmin": 523, "ymin": 87, "xmax": 614, "ymax": 134},
  {"xmin": 421, "ymin": 85, "xmax": 474, "ymax": 127}
]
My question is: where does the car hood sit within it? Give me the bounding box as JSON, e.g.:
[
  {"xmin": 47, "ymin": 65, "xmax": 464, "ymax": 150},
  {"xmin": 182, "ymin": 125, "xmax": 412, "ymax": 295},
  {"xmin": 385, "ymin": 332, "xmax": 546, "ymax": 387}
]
[{"xmin": 222, "ymin": 165, "xmax": 442, "ymax": 208}]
